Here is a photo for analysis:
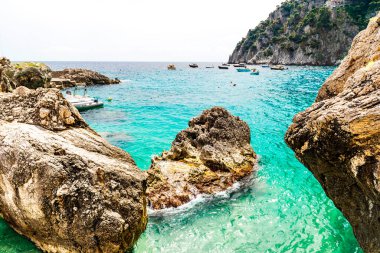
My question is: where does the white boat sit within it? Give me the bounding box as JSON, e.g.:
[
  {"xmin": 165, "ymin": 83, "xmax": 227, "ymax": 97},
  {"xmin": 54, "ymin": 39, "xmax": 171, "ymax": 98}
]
[{"xmin": 65, "ymin": 90, "xmax": 104, "ymax": 111}]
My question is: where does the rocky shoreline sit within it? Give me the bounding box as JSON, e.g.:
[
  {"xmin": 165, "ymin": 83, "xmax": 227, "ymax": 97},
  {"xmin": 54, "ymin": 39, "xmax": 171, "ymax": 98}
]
[
  {"xmin": 0, "ymin": 57, "xmax": 120, "ymax": 91},
  {"xmin": 51, "ymin": 68, "xmax": 120, "ymax": 88},
  {"xmin": 286, "ymin": 12, "xmax": 380, "ymax": 253},
  {"xmin": 0, "ymin": 87, "xmax": 147, "ymax": 252},
  {"xmin": 0, "ymin": 72, "xmax": 256, "ymax": 252}
]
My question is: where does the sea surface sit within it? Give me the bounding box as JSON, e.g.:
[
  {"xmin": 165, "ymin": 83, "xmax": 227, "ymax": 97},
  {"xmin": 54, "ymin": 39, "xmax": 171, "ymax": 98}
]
[{"xmin": 0, "ymin": 62, "xmax": 363, "ymax": 253}]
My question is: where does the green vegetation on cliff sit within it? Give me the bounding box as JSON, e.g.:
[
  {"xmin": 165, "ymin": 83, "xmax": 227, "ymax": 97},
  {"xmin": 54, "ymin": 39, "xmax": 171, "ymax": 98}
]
[
  {"xmin": 344, "ymin": 0, "xmax": 380, "ymax": 29},
  {"xmin": 230, "ymin": 0, "xmax": 380, "ymax": 65}
]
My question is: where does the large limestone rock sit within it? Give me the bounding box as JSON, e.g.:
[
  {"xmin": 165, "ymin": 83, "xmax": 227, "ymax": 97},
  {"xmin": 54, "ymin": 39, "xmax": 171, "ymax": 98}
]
[
  {"xmin": 0, "ymin": 59, "xmax": 52, "ymax": 92},
  {"xmin": 0, "ymin": 87, "xmax": 147, "ymax": 252},
  {"xmin": 147, "ymin": 107, "xmax": 257, "ymax": 210},
  {"xmin": 13, "ymin": 62, "xmax": 52, "ymax": 89},
  {"xmin": 285, "ymin": 14, "xmax": 380, "ymax": 253},
  {"xmin": 52, "ymin": 68, "xmax": 120, "ymax": 87}
]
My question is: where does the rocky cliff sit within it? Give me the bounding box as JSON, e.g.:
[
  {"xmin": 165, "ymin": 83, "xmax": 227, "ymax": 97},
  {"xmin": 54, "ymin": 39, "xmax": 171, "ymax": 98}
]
[
  {"xmin": 147, "ymin": 107, "xmax": 257, "ymax": 210},
  {"xmin": 285, "ymin": 13, "xmax": 380, "ymax": 252},
  {"xmin": 0, "ymin": 87, "xmax": 147, "ymax": 252},
  {"xmin": 229, "ymin": 0, "xmax": 380, "ymax": 65}
]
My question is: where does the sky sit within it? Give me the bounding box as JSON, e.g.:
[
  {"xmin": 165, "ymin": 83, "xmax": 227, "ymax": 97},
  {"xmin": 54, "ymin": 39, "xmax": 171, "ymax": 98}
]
[{"xmin": 0, "ymin": 0, "xmax": 285, "ymax": 62}]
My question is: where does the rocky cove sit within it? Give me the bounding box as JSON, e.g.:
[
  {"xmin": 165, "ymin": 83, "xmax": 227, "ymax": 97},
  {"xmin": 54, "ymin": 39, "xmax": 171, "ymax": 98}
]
[
  {"xmin": 0, "ymin": 58, "xmax": 121, "ymax": 92},
  {"xmin": 0, "ymin": 68, "xmax": 259, "ymax": 251},
  {"xmin": 0, "ymin": 9, "xmax": 379, "ymax": 253}
]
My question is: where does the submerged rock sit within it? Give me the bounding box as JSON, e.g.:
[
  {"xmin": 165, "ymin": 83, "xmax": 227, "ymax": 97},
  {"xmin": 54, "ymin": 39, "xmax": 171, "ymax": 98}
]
[
  {"xmin": 147, "ymin": 107, "xmax": 257, "ymax": 210},
  {"xmin": 52, "ymin": 68, "xmax": 121, "ymax": 87},
  {"xmin": 285, "ymin": 14, "xmax": 380, "ymax": 253},
  {"xmin": 0, "ymin": 87, "xmax": 147, "ymax": 252}
]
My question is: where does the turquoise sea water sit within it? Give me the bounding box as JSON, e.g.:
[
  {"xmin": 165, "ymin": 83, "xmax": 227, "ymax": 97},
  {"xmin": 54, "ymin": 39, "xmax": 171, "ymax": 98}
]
[{"xmin": 0, "ymin": 62, "xmax": 362, "ymax": 252}]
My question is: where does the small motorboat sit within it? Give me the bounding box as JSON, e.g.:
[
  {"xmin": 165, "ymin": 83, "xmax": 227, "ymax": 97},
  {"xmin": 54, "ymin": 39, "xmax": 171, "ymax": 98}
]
[
  {"xmin": 222, "ymin": 63, "xmax": 229, "ymax": 66},
  {"xmin": 206, "ymin": 65, "xmax": 214, "ymax": 68},
  {"xmin": 233, "ymin": 63, "xmax": 246, "ymax": 68},
  {"xmin": 236, "ymin": 68, "xmax": 251, "ymax": 72},
  {"xmin": 167, "ymin": 64, "xmax": 176, "ymax": 70},
  {"xmin": 262, "ymin": 65, "xmax": 270, "ymax": 68},
  {"xmin": 270, "ymin": 65, "xmax": 287, "ymax": 70},
  {"xmin": 189, "ymin": 63, "xmax": 199, "ymax": 68},
  {"xmin": 65, "ymin": 89, "xmax": 104, "ymax": 111},
  {"xmin": 250, "ymin": 70, "xmax": 260, "ymax": 75},
  {"xmin": 218, "ymin": 65, "xmax": 229, "ymax": 69}
]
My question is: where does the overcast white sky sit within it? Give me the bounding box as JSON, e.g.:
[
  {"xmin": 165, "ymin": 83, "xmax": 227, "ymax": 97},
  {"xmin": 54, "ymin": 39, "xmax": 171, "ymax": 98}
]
[{"xmin": 0, "ymin": 0, "xmax": 285, "ymax": 62}]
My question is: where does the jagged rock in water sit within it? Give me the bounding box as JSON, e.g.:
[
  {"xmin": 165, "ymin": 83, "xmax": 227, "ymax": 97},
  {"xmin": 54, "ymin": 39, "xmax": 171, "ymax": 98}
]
[
  {"xmin": 147, "ymin": 107, "xmax": 257, "ymax": 210},
  {"xmin": 52, "ymin": 68, "xmax": 121, "ymax": 87},
  {"xmin": 0, "ymin": 87, "xmax": 147, "ymax": 252},
  {"xmin": 229, "ymin": 0, "xmax": 379, "ymax": 65},
  {"xmin": 285, "ymin": 14, "xmax": 380, "ymax": 253}
]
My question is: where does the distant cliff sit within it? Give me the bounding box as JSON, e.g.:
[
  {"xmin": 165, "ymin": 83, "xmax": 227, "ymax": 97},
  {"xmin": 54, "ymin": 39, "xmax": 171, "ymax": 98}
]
[{"xmin": 229, "ymin": 0, "xmax": 380, "ymax": 65}]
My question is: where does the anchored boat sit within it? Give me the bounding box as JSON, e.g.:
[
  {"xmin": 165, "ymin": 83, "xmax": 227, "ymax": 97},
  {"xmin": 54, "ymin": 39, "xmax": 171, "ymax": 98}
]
[
  {"xmin": 65, "ymin": 89, "xmax": 104, "ymax": 111},
  {"xmin": 270, "ymin": 65, "xmax": 287, "ymax": 70},
  {"xmin": 218, "ymin": 65, "xmax": 229, "ymax": 69},
  {"xmin": 236, "ymin": 68, "xmax": 251, "ymax": 72},
  {"xmin": 189, "ymin": 63, "xmax": 199, "ymax": 68}
]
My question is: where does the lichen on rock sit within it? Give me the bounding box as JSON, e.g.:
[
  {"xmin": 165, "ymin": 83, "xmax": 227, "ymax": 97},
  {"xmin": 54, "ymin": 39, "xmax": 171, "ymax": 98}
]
[
  {"xmin": 147, "ymin": 107, "xmax": 257, "ymax": 210},
  {"xmin": 0, "ymin": 59, "xmax": 52, "ymax": 92},
  {"xmin": 285, "ymin": 13, "xmax": 380, "ymax": 253}
]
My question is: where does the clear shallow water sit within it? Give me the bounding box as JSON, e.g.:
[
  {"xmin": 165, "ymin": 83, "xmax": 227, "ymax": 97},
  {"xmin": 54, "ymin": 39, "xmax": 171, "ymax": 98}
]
[{"xmin": 0, "ymin": 62, "xmax": 362, "ymax": 252}]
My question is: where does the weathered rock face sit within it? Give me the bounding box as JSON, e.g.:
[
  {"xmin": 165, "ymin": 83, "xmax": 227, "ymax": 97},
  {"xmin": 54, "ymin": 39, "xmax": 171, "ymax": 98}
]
[
  {"xmin": 229, "ymin": 0, "xmax": 379, "ymax": 65},
  {"xmin": 0, "ymin": 58, "xmax": 18, "ymax": 92},
  {"xmin": 13, "ymin": 62, "xmax": 52, "ymax": 89},
  {"xmin": 285, "ymin": 14, "xmax": 380, "ymax": 253},
  {"xmin": 147, "ymin": 107, "xmax": 257, "ymax": 210},
  {"xmin": 0, "ymin": 59, "xmax": 52, "ymax": 92},
  {"xmin": 0, "ymin": 87, "xmax": 147, "ymax": 252},
  {"xmin": 52, "ymin": 69, "xmax": 120, "ymax": 87}
]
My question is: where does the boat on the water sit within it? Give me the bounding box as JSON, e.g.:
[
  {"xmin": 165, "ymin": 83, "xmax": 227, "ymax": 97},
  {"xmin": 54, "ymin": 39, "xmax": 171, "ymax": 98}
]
[
  {"xmin": 167, "ymin": 64, "xmax": 176, "ymax": 70},
  {"xmin": 206, "ymin": 65, "xmax": 214, "ymax": 68},
  {"xmin": 250, "ymin": 70, "xmax": 260, "ymax": 75},
  {"xmin": 222, "ymin": 63, "xmax": 229, "ymax": 66},
  {"xmin": 237, "ymin": 68, "xmax": 251, "ymax": 72},
  {"xmin": 218, "ymin": 65, "xmax": 229, "ymax": 69},
  {"xmin": 270, "ymin": 65, "xmax": 287, "ymax": 70},
  {"xmin": 262, "ymin": 65, "xmax": 270, "ymax": 68},
  {"xmin": 189, "ymin": 63, "xmax": 199, "ymax": 68},
  {"xmin": 65, "ymin": 89, "xmax": 104, "ymax": 111},
  {"xmin": 233, "ymin": 63, "xmax": 246, "ymax": 68}
]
